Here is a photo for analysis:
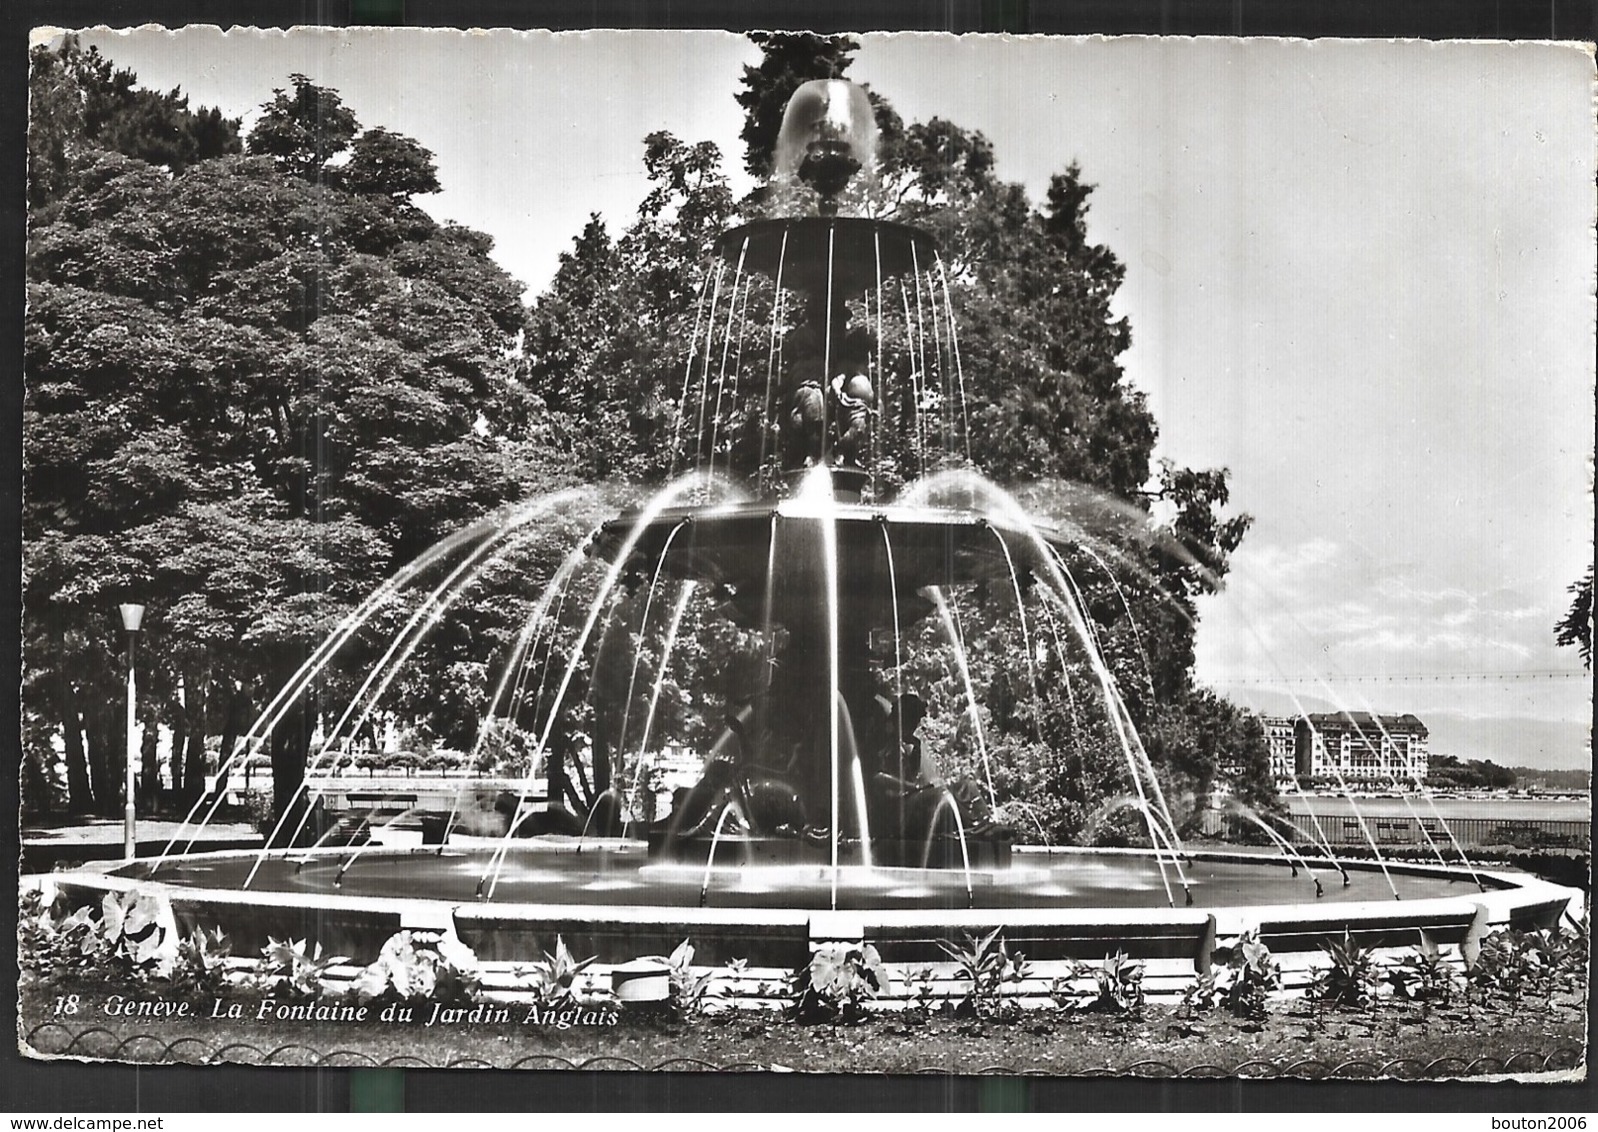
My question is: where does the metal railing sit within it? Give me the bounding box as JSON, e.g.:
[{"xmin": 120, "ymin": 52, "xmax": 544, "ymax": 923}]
[{"xmin": 1203, "ymin": 810, "xmax": 1589, "ymax": 849}]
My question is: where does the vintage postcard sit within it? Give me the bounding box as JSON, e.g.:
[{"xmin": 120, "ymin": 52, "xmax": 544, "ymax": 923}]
[{"xmin": 16, "ymin": 26, "xmax": 1594, "ymax": 1082}]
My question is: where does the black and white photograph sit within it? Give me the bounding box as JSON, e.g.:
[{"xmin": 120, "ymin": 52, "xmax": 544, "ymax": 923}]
[{"xmin": 14, "ymin": 25, "xmax": 1595, "ymax": 1086}]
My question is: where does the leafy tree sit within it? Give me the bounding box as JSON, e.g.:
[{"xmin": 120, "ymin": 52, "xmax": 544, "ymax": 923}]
[
  {"xmin": 27, "ymin": 36, "xmax": 241, "ymax": 209},
  {"xmin": 1140, "ymin": 689, "xmax": 1275, "ymax": 826},
  {"xmin": 1425, "ymin": 755, "xmax": 1517, "ymax": 791},
  {"xmin": 24, "ymin": 62, "xmax": 541, "ymax": 825},
  {"xmin": 1554, "ymin": 565, "xmax": 1592, "ymax": 669},
  {"xmin": 245, "ymin": 73, "xmax": 360, "ymax": 181},
  {"xmin": 524, "ymin": 133, "xmax": 736, "ymax": 481},
  {"xmin": 343, "ymin": 127, "xmax": 442, "ymax": 197}
]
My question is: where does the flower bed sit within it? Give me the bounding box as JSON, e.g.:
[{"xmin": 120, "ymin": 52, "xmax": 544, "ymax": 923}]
[{"xmin": 16, "ymin": 881, "xmax": 1589, "ymax": 1077}]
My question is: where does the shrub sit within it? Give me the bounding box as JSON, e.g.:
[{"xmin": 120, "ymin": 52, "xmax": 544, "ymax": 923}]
[{"xmin": 238, "ymin": 790, "xmax": 274, "ymax": 833}]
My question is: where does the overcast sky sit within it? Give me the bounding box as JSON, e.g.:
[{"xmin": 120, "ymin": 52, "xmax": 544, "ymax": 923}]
[{"xmin": 58, "ymin": 28, "xmax": 1596, "ymax": 765}]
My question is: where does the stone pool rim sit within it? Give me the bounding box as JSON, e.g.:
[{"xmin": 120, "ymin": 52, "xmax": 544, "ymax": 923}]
[{"xmin": 33, "ymin": 843, "xmax": 1575, "ymax": 970}]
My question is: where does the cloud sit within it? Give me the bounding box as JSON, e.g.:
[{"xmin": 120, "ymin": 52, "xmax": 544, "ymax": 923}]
[
  {"xmin": 1237, "ymin": 537, "xmax": 1341, "ymax": 586},
  {"xmin": 1194, "ymin": 531, "xmax": 1586, "ymax": 754},
  {"xmin": 1335, "ymin": 628, "xmax": 1534, "ymax": 659}
]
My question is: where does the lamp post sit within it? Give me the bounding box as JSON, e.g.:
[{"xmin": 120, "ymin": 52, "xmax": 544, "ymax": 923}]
[{"xmin": 119, "ymin": 603, "xmax": 145, "ymax": 860}]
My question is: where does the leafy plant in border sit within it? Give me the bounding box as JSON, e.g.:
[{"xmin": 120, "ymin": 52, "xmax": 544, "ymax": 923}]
[
  {"xmin": 909, "ymin": 966, "xmax": 938, "ymax": 1019},
  {"xmin": 257, "ymin": 937, "xmax": 350, "ymax": 999},
  {"xmin": 519, "ymin": 935, "xmax": 598, "ymax": 1007},
  {"xmin": 19, "ymin": 887, "xmax": 179, "ymax": 982},
  {"xmin": 1088, "ymin": 950, "xmax": 1146, "ymax": 1016},
  {"xmin": 17, "ymin": 888, "xmax": 104, "ymax": 976},
  {"xmin": 169, "ymin": 927, "xmax": 235, "ymax": 1000},
  {"xmin": 349, "ymin": 930, "xmax": 481, "ymax": 1006},
  {"xmin": 1048, "ymin": 966, "xmax": 1087, "ymax": 1013},
  {"xmin": 637, "ymin": 938, "xmax": 725, "ymax": 1019},
  {"xmin": 1179, "ymin": 970, "xmax": 1219, "ymax": 1018},
  {"xmin": 1561, "ymin": 905, "xmax": 1590, "ymax": 974},
  {"xmin": 791, "ymin": 942, "xmax": 892, "ymax": 1024},
  {"xmin": 1465, "ymin": 927, "xmax": 1556, "ymax": 1008},
  {"xmin": 1386, "ymin": 929, "xmax": 1457, "ymax": 1009},
  {"xmin": 937, "ymin": 927, "xmax": 1030, "ymax": 1020},
  {"xmin": 998, "ymin": 944, "xmax": 1033, "ymax": 1018},
  {"xmin": 98, "ymin": 889, "xmax": 176, "ymax": 975},
  {"xmin": 1466, "ymin": 928, "xmax": 1515, "ymax": 1006},
  {"xmin": 1519, "ymin": 927, "xmax": 1579, "ymax": 1001},
  {"xmin": 1310, "ymin": 929, "xmax": 1376, "ymax": 1010},
  {"xmin": 1213, "ymin": 928, "xmax": 1281, "ymax": 1021}
]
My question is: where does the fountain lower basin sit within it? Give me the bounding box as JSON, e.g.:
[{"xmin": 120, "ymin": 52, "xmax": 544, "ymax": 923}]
[{"xmin": 47, "ymin": 843, "xmax": 1573, "ymax": 971}]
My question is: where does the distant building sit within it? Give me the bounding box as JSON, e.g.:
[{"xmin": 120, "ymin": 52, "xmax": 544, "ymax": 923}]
[
  {"xmin": 1262, "ymin": 712, "xmax": 1429, "ymax": 784},
  {"xmin": 1262, "ymin": 717, "xmax": 1297, "ymax": 780}
]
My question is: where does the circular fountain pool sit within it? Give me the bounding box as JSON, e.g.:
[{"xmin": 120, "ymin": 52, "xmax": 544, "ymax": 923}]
[
  {"xmin": 50, "ymin": 843, "xmax": 1572, "ymax": 977},
  {"xmin": 131, "ymin": 842, "xmax": 1484, "ymax": 910}
]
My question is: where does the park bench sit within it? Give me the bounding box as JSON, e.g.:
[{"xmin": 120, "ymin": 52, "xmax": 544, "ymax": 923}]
[{"xmin": 343, "ymin": 791, "xmax": 419, "ymax": 825}]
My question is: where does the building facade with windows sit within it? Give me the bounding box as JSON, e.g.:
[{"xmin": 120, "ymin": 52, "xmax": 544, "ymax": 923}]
[
  {"xmin": 1261, "ymin": 712, "xmax": 1429, "ymax": 784},
  {"xmin": 1262, "ymin": 717, "xmax": 1298, "ymax": 780}
]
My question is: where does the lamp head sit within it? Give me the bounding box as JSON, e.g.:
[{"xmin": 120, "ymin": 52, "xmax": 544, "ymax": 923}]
[{"xmin": 119, "ymin": 603, "xmax": 146, "ymax": 633}]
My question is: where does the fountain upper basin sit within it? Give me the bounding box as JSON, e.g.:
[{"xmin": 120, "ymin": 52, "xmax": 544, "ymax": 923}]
[{"xmin": 594, "ymin": 498, "xmax": 1067, "ymax": 629}]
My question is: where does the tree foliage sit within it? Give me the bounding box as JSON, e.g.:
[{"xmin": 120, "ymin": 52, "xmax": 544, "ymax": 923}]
[
  {"xmin": 245, "ymin": 73, "xmax": 360, "ymax": 181},
  {"xmin": 523, "ymin": 133, "xmax": 736, "ymax": 481},
  {"xmin": 1424, "ymin": 755, "xmax": 1517, "ymax": 791},
  {"xmin": 28, "ymin": 36, "xmax": 242, "ymax": 210},
  {"xmin": 24, "ymin": 53, "xmax": 543, "ymax": 821},
  {"xmin": 1554, "ymin": 565, "xmax": 1592, "ymax": 669}
]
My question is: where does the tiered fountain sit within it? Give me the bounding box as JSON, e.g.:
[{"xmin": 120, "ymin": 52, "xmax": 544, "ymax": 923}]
[{"xmin": 41, "ymin": 81, "xmax": 1572, "ymax": 998}]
